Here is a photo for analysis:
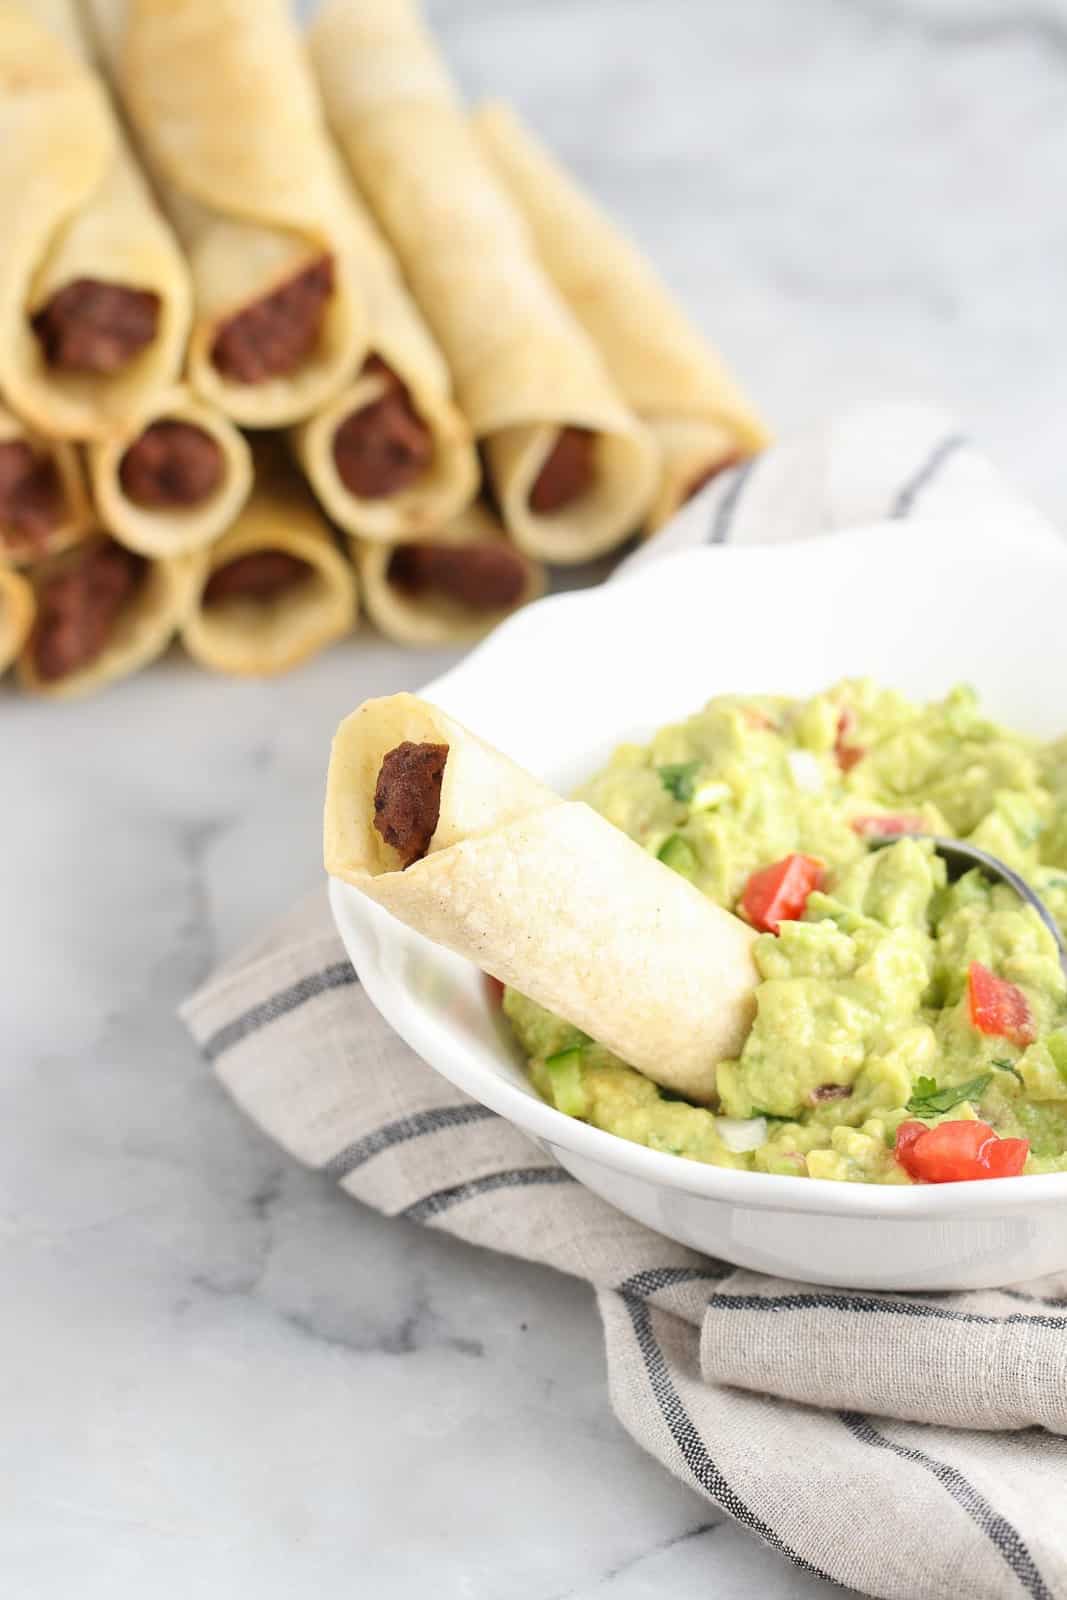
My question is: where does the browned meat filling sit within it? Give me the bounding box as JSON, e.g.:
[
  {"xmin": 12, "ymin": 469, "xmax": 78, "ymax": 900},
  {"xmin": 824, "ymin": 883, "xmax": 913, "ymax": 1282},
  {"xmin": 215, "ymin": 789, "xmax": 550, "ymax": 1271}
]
[
  {"xmin": 528, "ymin": 426, "xmax": 596, "ymax": 515},
  {"xmin": 333, "ymin": 356, "xmax": 433, "ymax": 498},
  {"xmin": 683, "ymin": 453, "xmax": 741, "ymax": 505},
  {"xmin": 119, "ymin": 421, "xmax": 226, "ymax": 510},
  {"xmin": 33, "ymin": 541, "xmax": 145, "ymax": 682},
  {"xmin": 0, "ymin": 442, "xmax": 64, "ymax": 551},
  {"xmin": 203, "ymin": 550, "xmax": 313, "ymax": 607},
  {"xmin": 387, "ymin": 541, "xmax": 527, "ymax": 613},
  {"xmin": 211, "ymin": 255, "xmax": 335, "ymax": 384},
  {"xmin": 32, "ymin": 279, "xmax": 161, "ymax": 375},
  {"xmin": 373, "ymin": 741, "xmax": 449, "ymax": 868}
]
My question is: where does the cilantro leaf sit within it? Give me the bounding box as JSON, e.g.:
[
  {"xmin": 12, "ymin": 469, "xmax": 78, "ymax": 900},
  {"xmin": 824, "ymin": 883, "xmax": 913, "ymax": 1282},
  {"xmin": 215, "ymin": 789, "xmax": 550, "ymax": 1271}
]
[
  {"xmin": 905, "ymin": 1072, "xmax": 993, "ymax": 1117},
  {"xmin": 992, "ymin": 1058, "xmax": 1025, "ymax": 1086},
  {"xmin": 658, "ymin": 761, "xmax": 701, "ymax": 803}
]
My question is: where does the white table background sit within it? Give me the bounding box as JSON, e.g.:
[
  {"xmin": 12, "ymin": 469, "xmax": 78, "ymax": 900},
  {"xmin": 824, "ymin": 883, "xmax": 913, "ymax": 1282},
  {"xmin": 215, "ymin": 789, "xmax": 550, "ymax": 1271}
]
[{"xmin": 7, "ymin": 1, "xmax": 1066, "ymax": 1594}]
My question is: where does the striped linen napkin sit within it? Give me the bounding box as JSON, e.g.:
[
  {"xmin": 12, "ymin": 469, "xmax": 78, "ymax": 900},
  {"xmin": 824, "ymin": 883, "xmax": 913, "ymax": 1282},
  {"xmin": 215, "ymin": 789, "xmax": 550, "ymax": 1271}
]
[{"xmin": 182, "ymin": 403, "xmax": 1067, "ymax": 1600}]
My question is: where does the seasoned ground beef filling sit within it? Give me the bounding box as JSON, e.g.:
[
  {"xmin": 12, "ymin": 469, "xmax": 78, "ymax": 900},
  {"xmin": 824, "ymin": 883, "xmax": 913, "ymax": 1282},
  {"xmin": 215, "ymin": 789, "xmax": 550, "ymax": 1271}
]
[
  {"xmin": 211, "ymin": 255, "xmax": 335, "ymax": 384},
  {"xmin": 529, "ymin": 426, "xmax": 596, "ymax": 514},
  {"xmin": 203, "ymin": 550, "xmax": 313, "ymax": 607},
  {"xmin": 387, "ymin": 541, "xmax": 527, "ymax": 612},
  {"xmin": 119, "ymin": 421, "xmax": 226, "ymax": 509},
  {"xmin": 333, "ymin": 357, "xmax": 433, "ymax": 498},
  {"xmin": 0, "ymin": 442, "xmax": 64, "ymax": 550},
  {"xmin": 373, "ymin": 741, "xmax": 449, "ymax": 868},
  {"xmin": 32, "ymin": 279, "xmax": 161, "ymax": 374},
  {"xmin": 33, "ymin": 542, "xmax": 145, "ymax": 682}
]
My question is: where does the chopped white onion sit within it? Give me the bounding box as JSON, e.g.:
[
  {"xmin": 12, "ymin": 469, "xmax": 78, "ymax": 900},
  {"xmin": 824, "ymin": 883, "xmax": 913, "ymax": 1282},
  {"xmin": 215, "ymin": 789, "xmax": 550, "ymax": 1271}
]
[
  {"xmin": 714, "ymin": 1115, "xmax": 769, "ymax": 1152},
  {"xmin": 691, "ymin": 778, "xmax": 731, "ymax": 810},
  {"xmin": 788, "ymin": 750, "xmax": 824, "ymax": 793}
]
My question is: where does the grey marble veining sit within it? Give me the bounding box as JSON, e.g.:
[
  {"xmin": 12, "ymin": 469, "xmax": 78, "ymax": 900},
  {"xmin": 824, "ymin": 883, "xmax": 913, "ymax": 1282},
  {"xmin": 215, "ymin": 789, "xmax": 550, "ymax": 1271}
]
[{"xmin": 6, "ymin": 1, "xmax": 1064, "ymax": 1594}]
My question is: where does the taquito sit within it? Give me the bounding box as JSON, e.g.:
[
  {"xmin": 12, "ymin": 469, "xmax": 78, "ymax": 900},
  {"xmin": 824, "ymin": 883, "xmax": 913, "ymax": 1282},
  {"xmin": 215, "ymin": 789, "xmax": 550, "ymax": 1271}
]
[
  {"xmin": 84, "ymin": 0, "xmax": 366, "ymax": 428},
  {"xmin": 325, "ymin": 695, "xmax": 758, "ymax": 1099},
  {"xmin": 295, "ymin": 178, "xmax": 479, "ymax": 542},
  {"xmin": 0, "ymin": 0, "xmax": 190, "ymax": 442},
  {"xmin": 355, "ymin": 503, "xmax": 544, "ymax": 647},
  {"xmin": 0, "ymin": 404, "xmax": 92, "ymax": 565},
  {"xmin": 0, "ymin": 563, "xmax": 34, "ymax": 675},
  {"xmin": 309, "ymin": 0, "xmax": 658, "ymax": 564},
  {"xmin": 17, "ymin": 533, "xmax": 197, "ymax": 699},
  {"xmin": 88, "ymin": 388, "xmax": 253, "ymax": 559},
  {"xmin": 474, "ymin": 102, "xmax": 770, "ymax": 533},
  {"xmin": 182, "ymin": 451, "xmax": 358, "ymax": 679}
]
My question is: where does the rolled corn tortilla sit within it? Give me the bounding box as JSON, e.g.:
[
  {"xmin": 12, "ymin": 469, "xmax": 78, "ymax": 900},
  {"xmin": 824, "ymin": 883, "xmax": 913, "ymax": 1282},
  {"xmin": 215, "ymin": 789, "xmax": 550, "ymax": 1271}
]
[
  {"xmin": 17, "ymin": 533, "xmax": 198, "ymax": 700},
  {"xmin": 0, "ymin": 562, "xmax": 34, "ymax": 675},
  {"xmin": 325, "ymin": 694, "xmax": 759, "ymax": 1100},
  {"xmin": 181, "ymin": 448, "xmax": 358, "ymax": 679},
  {"xmin": 473, "ymin": 102, "xmax": 770, "ymax": 533},
  {"xmin": 84, "ymin": 0, "xmax": 366, "ymax": 429},
  {"xmin": 0, "ymin": 0, "xmax": 190, "ymax": 442},
  {"xmin": 309, "ymin": 0, "xmax": 658, "ymax": 565},
  {"xmin": 355, "ymin": 503, "xmax": 545, "ymax": 648},
  {"xmin": 295, "ymin": 177, "xmax": 479, "ymax": 542},
  {"xmin": 0, "ymin": 404, "xmax": 92, "ymax": 565},
  {"xmin": 87, "ymin": 388, "xmax": 253, "ymax": 559}
]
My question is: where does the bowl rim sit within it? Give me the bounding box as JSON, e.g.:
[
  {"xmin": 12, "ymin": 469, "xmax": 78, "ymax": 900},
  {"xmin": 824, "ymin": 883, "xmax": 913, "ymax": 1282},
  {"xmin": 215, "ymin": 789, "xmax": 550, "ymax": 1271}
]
[{"xmin": 331, "ymin": 518, "xmax": 1067, "ymax": 1219}]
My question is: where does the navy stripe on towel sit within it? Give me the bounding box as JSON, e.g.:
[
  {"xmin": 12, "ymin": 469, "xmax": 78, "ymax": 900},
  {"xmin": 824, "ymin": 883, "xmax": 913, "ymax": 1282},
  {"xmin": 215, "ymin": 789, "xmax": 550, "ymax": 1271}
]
[
  {"xmin": 621, "ymin": 1293, "xmax": 837, "ymax": 1583},
  {"xmin": 200, "ymin": 961, "xmax": 359, "ymax": 1061},
  {"xmin": 891, "ymin": 433, "xmax": 967, "ymax": 518},
  {"xmin": 840, "ymin": 1412, "xmax": 1052, "ymax": 1600},
  {"xmin": 619, "ymin": 1265, "xmax": 733, "ymax": 1300},
  {"xmin": 708, "ymin": 459, "xmax": 757, "ymax": 544},
  {"xmin": 709, "ymin": 1291, "xmax": 1067, "ymax": 1333},
  {"xmin": 325, "ymin": 1103, "xmax": 499, "ymax": 1181},
  {"xmin": 401, "ymin": 1165, "xmax": 575, "ymax": 1224}
]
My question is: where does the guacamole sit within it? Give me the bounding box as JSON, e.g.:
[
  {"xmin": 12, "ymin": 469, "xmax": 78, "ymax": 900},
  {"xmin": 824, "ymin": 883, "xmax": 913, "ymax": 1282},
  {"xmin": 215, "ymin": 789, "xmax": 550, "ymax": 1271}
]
[{"xmin": 504, "ymin": 681, "xmax": 1067, "ymax": 1183}]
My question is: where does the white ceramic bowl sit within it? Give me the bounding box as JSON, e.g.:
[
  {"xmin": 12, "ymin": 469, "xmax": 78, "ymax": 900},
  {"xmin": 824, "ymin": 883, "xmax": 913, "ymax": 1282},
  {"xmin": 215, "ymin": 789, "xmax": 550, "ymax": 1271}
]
[{"xmin": 331, "ymin": 520, "xmax": 1067, "ymax": 1290}]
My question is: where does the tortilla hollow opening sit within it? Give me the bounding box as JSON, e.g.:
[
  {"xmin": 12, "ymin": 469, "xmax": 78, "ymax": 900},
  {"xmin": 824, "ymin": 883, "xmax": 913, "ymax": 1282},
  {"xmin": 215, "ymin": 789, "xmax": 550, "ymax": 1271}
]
[
  {"xmin": 119, "ymin": 420, "xmax": 226, "ymax": 510},
  {"xmin": 31, "ymin": 539, "xmax": 146, "ymax": 682},
  {"xmin": 203, "ymin": 550, "xmax": 314, "ymax": 608},
  {"xmin": 0, "ymin": 442, "xmax": 64, "ymax": 550},
  {"xmin": 528, "ymin": 425, "xmax": 596, "ymax": 514},
  {"xmin": 333, "ymin": 357, "xmax": 435, "ymax": 499},
  {"xmin": 373, "ymin": 741, "xmax": 450, "ymax": 867},
  {"xmin": 211, "ymin": 255, "xmax": 335, "ymax": 385},
  {"xmin": 31, "ymin": 278, "xmax": 162, "ymax": 376},
  {"xmin": 386, "ymin": 540, "xmax": 528, "ymax": 612}
]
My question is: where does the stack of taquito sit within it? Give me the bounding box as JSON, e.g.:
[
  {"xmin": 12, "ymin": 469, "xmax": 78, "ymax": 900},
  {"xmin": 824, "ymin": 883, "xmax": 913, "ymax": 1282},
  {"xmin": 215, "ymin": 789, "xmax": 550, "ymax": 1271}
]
[{"xmin": 1, "ymin": 0, "xmax": 766, "ymax": 700}]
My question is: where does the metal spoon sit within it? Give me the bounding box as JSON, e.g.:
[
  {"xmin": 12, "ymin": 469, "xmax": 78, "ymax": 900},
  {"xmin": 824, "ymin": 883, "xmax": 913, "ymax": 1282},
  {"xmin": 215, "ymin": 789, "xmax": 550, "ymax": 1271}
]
[{"xmin": 867, "ymin": 833, "xmax": 1067, "ymax": 979}]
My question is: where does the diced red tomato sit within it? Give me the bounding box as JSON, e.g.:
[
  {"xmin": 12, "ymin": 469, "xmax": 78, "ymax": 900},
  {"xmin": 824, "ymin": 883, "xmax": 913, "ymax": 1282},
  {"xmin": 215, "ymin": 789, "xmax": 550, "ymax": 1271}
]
[
  {"xmin": 895, "ymin": 1118, "xmax": 1030, "ymax": 1183},
  {"xmin": 851, "ymin": 813, "xmax": 926, "ymax": 839},
  {"xmin": 894, "ymin": 1120, "xmax": 927, "ymax": 1163},
  {"xmin": 740, "ymin": 853, "xmax": 824, "ymax": 934},
  {"xmin": 982, "ymin": 1138, "xmax": 1030, "ymax": 1178},
  {"xmin": 835, "ymin": 709, "xmax": 866, "ymax": 773},
  {"xmin": 967, "ymin": 962, "xmax": 1036, "ymax": 1047},
  {"xmin": 484, "ymin": 975, "xmax": 505, "ymax": 1010}
]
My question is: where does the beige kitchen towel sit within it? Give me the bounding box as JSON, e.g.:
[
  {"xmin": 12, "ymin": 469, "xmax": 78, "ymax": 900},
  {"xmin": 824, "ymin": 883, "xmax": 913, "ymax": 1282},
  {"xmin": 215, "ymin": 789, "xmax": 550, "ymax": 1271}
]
[{"xmin": 182, "ymin": 405, "xmax": 1067, "ymax": 1600}]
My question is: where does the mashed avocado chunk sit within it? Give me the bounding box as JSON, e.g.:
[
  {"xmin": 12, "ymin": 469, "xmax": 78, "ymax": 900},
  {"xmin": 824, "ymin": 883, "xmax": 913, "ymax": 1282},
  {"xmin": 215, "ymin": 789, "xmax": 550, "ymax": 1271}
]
[{"xmin": 505, "ymin": 681, "xmax": 1067, "ymax": 1183}]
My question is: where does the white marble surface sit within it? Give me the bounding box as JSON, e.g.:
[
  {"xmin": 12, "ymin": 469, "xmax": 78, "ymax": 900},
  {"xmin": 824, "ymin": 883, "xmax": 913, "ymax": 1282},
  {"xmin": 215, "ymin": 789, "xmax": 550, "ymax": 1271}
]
[{"xmin": 7, "ymin": 0, "xmax": 1067, "ymax": 1594}]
